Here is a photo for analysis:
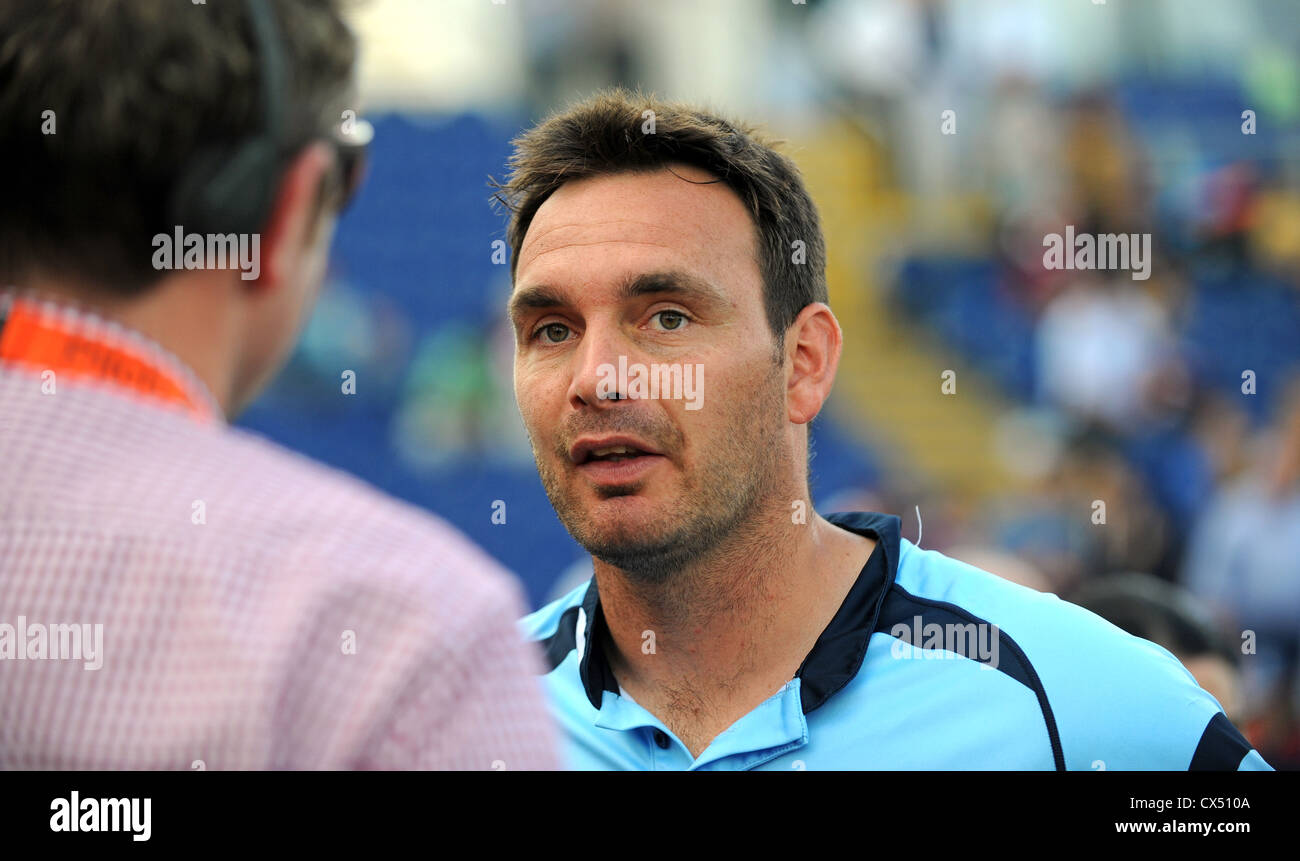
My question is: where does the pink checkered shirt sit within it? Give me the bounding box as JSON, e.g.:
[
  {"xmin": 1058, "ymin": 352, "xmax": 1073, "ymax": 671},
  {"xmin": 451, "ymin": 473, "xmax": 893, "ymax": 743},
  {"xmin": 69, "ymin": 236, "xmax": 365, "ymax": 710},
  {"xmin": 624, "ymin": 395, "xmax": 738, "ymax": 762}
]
[{"xmin": 0, "ymin": 292, "xmax": 560, "ymax": 769}]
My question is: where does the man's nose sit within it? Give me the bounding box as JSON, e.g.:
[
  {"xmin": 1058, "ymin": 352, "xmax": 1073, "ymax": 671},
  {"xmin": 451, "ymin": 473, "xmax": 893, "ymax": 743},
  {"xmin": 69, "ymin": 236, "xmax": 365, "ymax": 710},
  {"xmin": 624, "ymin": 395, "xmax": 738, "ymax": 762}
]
[{"xmin": 567, "ymin": 320, "xmax": 633, "ymax": 411}]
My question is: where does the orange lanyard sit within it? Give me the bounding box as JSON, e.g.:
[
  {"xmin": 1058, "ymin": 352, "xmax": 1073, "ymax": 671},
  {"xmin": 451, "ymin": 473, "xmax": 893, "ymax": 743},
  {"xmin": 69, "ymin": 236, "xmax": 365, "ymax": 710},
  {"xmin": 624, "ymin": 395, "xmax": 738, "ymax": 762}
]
[{"xmin": 0, "ymin": 293, "xmax": 217, "ymax": 422}]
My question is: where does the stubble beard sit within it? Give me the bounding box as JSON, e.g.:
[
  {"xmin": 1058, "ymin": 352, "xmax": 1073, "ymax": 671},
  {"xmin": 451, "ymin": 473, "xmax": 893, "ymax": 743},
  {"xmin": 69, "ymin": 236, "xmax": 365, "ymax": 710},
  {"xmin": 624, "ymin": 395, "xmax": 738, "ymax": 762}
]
[{"xmin": 532, "ymin": 358, "xmax": 789, "ymax": 587}]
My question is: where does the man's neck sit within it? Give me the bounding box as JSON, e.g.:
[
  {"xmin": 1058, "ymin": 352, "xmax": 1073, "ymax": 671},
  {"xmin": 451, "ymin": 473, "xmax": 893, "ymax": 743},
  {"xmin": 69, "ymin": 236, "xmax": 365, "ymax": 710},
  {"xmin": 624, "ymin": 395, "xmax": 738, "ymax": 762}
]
[
  {"xmin": 595, "ymin": 506, "xmax": 876, "ymax": 757},
  {"xmin": 19, "ymin": 275, "xmax": 239, "ymax": 416}
]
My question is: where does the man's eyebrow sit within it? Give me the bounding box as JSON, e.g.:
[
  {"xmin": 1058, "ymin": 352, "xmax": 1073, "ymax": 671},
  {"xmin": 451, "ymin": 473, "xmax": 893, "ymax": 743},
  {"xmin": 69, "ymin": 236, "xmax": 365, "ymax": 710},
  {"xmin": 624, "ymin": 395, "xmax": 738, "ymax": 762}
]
[
  {"xmin": 507, "ymin": 272, "xmax": 727, "ymax": 323},
  {"xmin": 508, "ymin": 285, "xmax": 568, "ymax": 321},
  {"xmin": 620, "ymin": 271, "xmax": 728, "ymax": 305}
]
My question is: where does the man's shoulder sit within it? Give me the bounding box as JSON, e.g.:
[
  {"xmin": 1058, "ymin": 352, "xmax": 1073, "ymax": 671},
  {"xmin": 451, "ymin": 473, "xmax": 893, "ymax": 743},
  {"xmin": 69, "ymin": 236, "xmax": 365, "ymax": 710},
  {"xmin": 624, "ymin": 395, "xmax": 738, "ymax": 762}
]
[
  {"xmin": 3, "ymin": 372, "xmax": 515, "ymax": 599},
  {"xmin": 215, "ymin": 424, "xmax": 444, "ymax": 529},
  {"xmin": 894, "ymin": 538, "xmax": 1195, "ymax": 684},
  {"xmin": 893, "ymin": 540, "xmax": 1259, "ymax": 769},
  {"xmin": 517, "ymin": 581, "xmax": 600, "ymax": 734},
  {"xmin": 202, "ymin": 425, "xmax": 523, "ymax": 605}
]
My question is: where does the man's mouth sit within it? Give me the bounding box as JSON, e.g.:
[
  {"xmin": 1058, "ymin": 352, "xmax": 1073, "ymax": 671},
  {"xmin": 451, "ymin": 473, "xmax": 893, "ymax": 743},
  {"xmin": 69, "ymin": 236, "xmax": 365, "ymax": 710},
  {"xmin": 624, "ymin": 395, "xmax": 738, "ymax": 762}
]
[
  {"xmin": 569, "ymin": 437, "xmax": 667, "ymax": 485},
  {"xmin": 569, "ymin": 435, "xmax": 662, "ymax": 464},
  {"xmin": 584, "ymin": 445, "xmax": 649, "ymax": 462}
]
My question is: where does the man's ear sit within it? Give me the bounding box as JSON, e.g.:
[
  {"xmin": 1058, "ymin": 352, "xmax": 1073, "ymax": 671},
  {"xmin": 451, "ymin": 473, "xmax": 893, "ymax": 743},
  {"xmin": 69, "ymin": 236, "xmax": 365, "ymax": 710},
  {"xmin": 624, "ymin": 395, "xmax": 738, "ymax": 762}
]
[
  {"xmin": 252, "ymin": 141, "xmax": 333, "ymax": 290},
  {"xmin": 784, "ymin": 302, "xmax": 842, "ymax": 425}
]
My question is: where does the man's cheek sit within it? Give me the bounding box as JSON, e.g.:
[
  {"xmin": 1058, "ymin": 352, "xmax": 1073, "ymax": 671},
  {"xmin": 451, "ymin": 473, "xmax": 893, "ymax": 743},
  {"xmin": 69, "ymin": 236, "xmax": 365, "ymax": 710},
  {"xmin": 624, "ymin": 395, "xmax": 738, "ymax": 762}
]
[{"xmin": 514, "ymin": 383, "xmax": 545, "ymax": 431}]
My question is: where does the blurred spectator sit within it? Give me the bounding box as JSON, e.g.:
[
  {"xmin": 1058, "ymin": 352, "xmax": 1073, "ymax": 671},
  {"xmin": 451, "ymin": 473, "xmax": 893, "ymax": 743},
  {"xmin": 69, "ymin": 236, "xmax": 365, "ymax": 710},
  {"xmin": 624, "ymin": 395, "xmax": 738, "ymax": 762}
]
[
  {"xmin": 1035, "ymin": 276, "xmax": 1182, "ymax": 434},
  {"xmin": 1182, "ymin": 374, "xmax": 1300, "ymax": 635},
  {"xmin": 1181, "ymin": 373, "xmax": 1300, "ymax": 762},
  {"xmin": 983, "ymin": 428, "xmax": 1171, "ymax": 592}
]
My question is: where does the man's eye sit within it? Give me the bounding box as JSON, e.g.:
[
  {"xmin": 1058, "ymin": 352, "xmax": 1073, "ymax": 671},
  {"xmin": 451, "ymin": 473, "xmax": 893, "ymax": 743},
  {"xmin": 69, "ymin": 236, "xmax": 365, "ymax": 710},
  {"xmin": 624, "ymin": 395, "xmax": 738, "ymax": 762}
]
[
  {"xmin": 536, "ymin": 322, "xmax": 571, "ymax": 344},
  {"xmin": 652, "ymin": 310, "xmax": 688, "ymax": 331}
]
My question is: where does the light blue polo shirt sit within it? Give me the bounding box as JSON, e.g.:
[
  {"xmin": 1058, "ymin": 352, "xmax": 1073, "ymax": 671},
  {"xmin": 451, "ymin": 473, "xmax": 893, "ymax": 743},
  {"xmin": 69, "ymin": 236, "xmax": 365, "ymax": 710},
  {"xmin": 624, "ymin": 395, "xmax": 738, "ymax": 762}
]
[{"xmin": 519, "ymin": 511, "xmax": 1272, "ymax": 770}]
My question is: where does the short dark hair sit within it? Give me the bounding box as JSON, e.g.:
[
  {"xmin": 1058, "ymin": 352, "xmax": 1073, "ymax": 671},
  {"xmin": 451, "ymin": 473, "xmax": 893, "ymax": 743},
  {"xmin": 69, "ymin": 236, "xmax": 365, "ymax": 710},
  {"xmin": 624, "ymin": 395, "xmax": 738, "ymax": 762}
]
[
  {"xmin": 0, "ymin": 0, "xmax": 356, "ymax": 295},
  {"xmin": 494, "ymin": 88, "xmax": 828, "ymax": 340}
]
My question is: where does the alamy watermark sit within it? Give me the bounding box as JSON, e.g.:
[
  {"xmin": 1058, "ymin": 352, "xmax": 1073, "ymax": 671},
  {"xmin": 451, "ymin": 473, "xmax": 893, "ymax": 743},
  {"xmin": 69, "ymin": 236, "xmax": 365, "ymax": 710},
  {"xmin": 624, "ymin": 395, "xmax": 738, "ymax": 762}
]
[
  {"xmin": 889, "ymin": 615, "xmax": 1000, "ymax": 670},
  {"xmin": 152, "ymin": 226, "xmax": 260, "ymax": 280},
  {"xmin": 0, "ymin": 615, "xmax": 104, "ymax": 670},
  {"xmin": 50, "ymin": 791, "xmax": 150, "ymax": 842},
  {"xmin": 596, "ymin": 356, "xmax": 704, "ymax": 410},
  {"xmin": 1042, "ymin": 226, "xmax": 1151, "ymax": 281}
]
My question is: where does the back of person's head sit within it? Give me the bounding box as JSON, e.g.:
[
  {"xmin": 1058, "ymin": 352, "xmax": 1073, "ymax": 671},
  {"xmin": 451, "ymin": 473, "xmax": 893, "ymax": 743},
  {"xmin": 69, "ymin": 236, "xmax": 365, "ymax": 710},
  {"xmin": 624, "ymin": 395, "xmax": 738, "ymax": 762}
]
[
  {"xmin": 1071, "ymin": 572, "xmax": 1242, "ymax": 717},
  {"xmin": 0, "ymin": 0, "xmax": 357, "ymax": 296}
]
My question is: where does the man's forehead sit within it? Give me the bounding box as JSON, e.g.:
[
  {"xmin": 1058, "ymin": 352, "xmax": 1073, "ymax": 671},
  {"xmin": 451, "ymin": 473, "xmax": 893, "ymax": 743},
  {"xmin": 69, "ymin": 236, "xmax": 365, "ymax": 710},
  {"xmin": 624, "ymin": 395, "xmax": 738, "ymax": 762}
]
[{"xmin": 515, "ymin": 166, "xmax": 759, "ymax": 281}]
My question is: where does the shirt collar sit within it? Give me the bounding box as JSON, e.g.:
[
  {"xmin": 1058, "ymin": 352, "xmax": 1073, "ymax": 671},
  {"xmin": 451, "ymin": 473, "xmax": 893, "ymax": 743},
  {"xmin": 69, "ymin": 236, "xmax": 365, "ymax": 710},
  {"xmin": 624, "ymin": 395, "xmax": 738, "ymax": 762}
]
[
  {"xmin": 0, "ymin": 288, "xmax": 223, "ymax": 423},
  {"xmin": 576, "ymin": 510, "xmax": 902, "ymax": 714}
]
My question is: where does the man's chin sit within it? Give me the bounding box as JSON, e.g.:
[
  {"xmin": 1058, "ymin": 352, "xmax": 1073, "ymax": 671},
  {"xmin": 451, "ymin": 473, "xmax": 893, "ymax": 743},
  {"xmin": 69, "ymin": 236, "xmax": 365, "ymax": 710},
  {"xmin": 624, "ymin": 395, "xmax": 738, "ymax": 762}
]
[
  {"xmin": 560, "ymin": 497, "xmax": 682, "ymax": 559},
  {"xmin": 579, "ymin": 529, "xmax": 692, "ymax": 581},
  {"xmin": 569, "ymin": 492, "xmax": 664, "ymax": 534}
]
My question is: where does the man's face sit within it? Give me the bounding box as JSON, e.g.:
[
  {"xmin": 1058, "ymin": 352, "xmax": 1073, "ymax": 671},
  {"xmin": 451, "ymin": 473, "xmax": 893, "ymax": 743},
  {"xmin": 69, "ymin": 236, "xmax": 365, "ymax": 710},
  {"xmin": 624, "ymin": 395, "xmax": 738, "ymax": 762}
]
[{"xmin": 510, "ymin": 165, "xmax": 793, "ymax": 580}]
